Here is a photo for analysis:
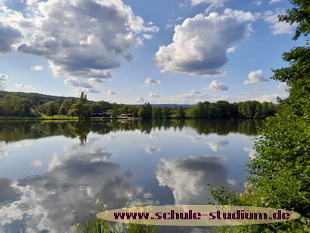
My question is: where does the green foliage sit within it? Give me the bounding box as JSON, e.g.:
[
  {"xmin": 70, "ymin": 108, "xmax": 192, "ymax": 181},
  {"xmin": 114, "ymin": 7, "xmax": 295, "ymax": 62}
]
[
  {"xmin": 210, "ymin": 1, "xmax": 310, "ymax": 232},
  {"xmin": 0, "ymin": 94, "xmax": 35, "ymax": 117},
  {"xmin": 278, "ymin": 0, "xmax": 310, "ymax": 40},
  {"xmin": 186, "ymin": 101, "xmax": 276, "ymax": 119},
  {"xmin": 74, "ymin": 201, "xmax": 158, "ymax": 233},
  {"xmin": 69, "ymin": 93, "xmax": 91, "ymax": 120},
  {"xmin": 138, "ymin": 103, "xmax": 152, "ymax": 118},
  {"xmin": 38, "ymin": 101, "xmax": 59, "ymax": 116},
  {"xmin": 59, "ymin": 98, "xmax": 76, "ymax": 115}
]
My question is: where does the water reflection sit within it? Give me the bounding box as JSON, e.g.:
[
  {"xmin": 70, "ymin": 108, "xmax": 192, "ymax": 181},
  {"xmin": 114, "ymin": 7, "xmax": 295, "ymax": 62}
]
[
  {"xmin": 1, "ymin": 141, "xmax": 145, "ymax": 232},
  {"xmin": 0, "ymin": 119, "xmax": 261, "ymax": 144},
  {"xmin": 156, "ymin": 155, "xmax": 231, "ymax": 205},
  {"xmin": 0, "ymin": 119, "xmax": 260, "ymax": 232},
  {"xmin": 206, "ymin": 140, "xmax": 229, "ymax": 152}
]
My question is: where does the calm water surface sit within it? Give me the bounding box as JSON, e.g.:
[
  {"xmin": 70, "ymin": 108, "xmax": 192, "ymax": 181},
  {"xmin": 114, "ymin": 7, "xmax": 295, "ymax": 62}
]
[{"xmin": 0, "ymin": 119, "xmax": 262, "ymax": 232}]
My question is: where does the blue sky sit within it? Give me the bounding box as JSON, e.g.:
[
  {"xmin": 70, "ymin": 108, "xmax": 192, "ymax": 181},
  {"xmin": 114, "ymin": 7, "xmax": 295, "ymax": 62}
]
[{"xmin": 0, "ymin": 0, "xmax": 306, "ymax": 104}]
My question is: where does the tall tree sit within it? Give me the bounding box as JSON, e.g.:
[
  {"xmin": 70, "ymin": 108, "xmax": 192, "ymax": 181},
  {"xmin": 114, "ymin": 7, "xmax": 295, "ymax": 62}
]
[
  {"xmin": 69, "ymin": 93, "xmax": 91, "ymax": 120},
  {"xmin": 211, "ymin": 1, "xmax": 310, "ymax": 232}
]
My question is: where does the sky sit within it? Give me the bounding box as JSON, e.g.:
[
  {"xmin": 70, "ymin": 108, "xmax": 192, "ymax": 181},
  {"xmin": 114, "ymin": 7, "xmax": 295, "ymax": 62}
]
[{"xmin": 0, "ymin": 0, "xmax": 306, "ymax": 104}]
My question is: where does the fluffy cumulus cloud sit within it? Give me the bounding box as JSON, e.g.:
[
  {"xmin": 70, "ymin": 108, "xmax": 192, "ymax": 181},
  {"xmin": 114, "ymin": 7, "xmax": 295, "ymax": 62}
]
[
  {"xmin": 29, "ymin": 65, "xmax": 43, "ymax": 71},
  {"xmin": 144, "ymin": 77, "xmax": 160, "ymax": 85},
  {"xmin": 155, "ymin": 155, "xmax": 232, "ymax": 204},
  {"xmin": 155, "ymin": 9, "xmax": 254, "ymax": 77},
  {"xmin": 0, "ymin": 0, "xmax": 158, "ymax": 84},
  {"xmin": 206, "ymin": 140, "xmax": 229, "ymax": 151},
  {"xmin": 149, "ymin": 92, "xmax": 159, "ymax": 97},
  {"xmin": 277, "ymin": 82, "xmax": 288, "ymax": 89},
  {"xmin": 244, "ymin": 70, "xmax": 269, "ymax": 85},
  {"xmin": 263, "ymin": 10, "xmax": 295, "ymax": 35},
  {"xmin": 14, "ymin": 83, "xmax": 35, "ymax": 90},
  {"xmin": 135, "ymin": 96, "xmax": 145, "ymax": 103},
  {"xmin": 0, "ymin": 74, "xmax": 10, "ymax": 91},
  {"xmin": 206, "ymin": 80, "xmax": 228, "ymax": 90},
  {"xmin": 108, "ymin": 90, "xmax": 117, "ymax": 95}
]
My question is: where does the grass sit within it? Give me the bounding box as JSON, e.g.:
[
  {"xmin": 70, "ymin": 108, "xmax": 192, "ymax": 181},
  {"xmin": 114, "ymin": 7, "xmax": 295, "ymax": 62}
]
[{"xmin": 74, "ymin": 200, "xmax": 158, "ymax": 233}]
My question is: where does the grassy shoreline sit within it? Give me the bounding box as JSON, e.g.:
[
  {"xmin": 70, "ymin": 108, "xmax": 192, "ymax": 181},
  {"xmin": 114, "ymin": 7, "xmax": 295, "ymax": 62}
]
[{"xmin": 0, "ymin": 116, "xmax": 116, "ymax": 121}]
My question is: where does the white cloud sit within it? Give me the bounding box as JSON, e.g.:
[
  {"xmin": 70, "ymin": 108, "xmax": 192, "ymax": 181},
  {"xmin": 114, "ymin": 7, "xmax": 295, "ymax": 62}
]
[
  {"xmin": 14, "ymin": 83, "xmax": 35, "ymax": 90},
  {"xmin": 76, "ymin": 87, "xmax": 100, "ymax": 93},
  {"xmin": 155, "ymin": 155, "xmax": 231, "ymax": 205},
  {"xmin": 206, "ymin": 140, "xmax": 229, "ymax": 151},
  {"xmin": 269, "ymin": 0, "xmax": 284, "ymax": 3},
  {"xmin": 165, "ymin": 24, "xmax": 174, "ymax": 29},
  {"xmin": 0, "ymin": 0, "xmax": 158, "ymax": 82},
  {"xmin": 244, "ymin": 70, "xmax": 269, "ymax": 85},
  {"xmin": 29, "ymin": 65, "xmax": 42, "ymax": 71},
  {"xmin": 135, "ymin": 97, "xmax": 145, "ymax": 103},
  {"xmin": 0, "ymin": 74, "xmax": 10, "ymax": 81},
  {"xmin": 65, "ymin": 78, "xmax": 93, "ymax": 88},
  {"xmin": 88, "ymin": 78, "xmax": 108, "ymax": 83},
  {"xmin": 143, "ymin": 34, "xmax": 153, "ymax": 40},
  {"xmin": 0, "ymin": 141, "xmax": 145, "ymax": 232},
  {"xmin": 144, "ymin": 77, "xmax": 160, "ymax": 85},
  {"xmin": 108, "ymin": 90, "xmax": 117, "ymax": 95},
  {"xmin": 149, "ymin": 92, "xmax": 159, "ymax": 97},
  {"xmin": 30, "ymin": 160, "xmax": 42, "ymax": 167},
  {"xmin": 0, "ymin": 74, "xmax": 10, "ymax": 91},
  {"xmin": 0, "ymin": 142, "xmax": 8, "ymax": 158},
  {"xmin": 226, "ymin": 46, "xmax": 235, "ymax": 53},
  {"xmin": 263, "ymin": 10, "xmax": 296, "ymax": 35},
  {"xmin": 144, "ymin": 145, "xmax": 160, "ymax": 154},
  {"xmin": 191, "ymin": 0, "xmax": 228, "ymax": 13},
  {"xmin": 155, "ymin": 10, "xmax": 254, "ymax": 77},
  {"xmin": 255, "ymin": 94, "xmax": 281, "ymax": 102},
  {"xmin": 244, "ymin": 147, "xmax": 257, "ymax": 159},
  {"xmin": 277, "ymin": 82, "xmax": 288, "ymax": 89},
  {"xmin": 205, "ymin": 80, "xmax": 228, "ymax": 90}
]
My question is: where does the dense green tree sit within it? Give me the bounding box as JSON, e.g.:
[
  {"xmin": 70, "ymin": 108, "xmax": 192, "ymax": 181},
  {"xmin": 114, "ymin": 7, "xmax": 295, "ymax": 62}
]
[
  {"xmin": 152, "ymin": 107, "xmax": 163, "ymax": 118},
  {"xmin": 138, "ymin": 103, "xmax": 152, "ymax": 118},
  {"xmin": 58, "ymin": 99, "xmax": 76, "ymax": 115},
  {"xmin": 0, "ymin": 94, "xmax": 34, "ymax": 117},
  {"xmin": 162, "ymin": 107, "xmax": 172, "ymax": 119},
  {"xmin": 68, "ymin": 92, "xmax": 91, "ymax": 120},
  {"xmin": 212, "ymin": 1, "xmax": 310, "ymax": 232},
  {"xmin": 176, "ymin": 106, "xmax": 185, "ymax": 118}
]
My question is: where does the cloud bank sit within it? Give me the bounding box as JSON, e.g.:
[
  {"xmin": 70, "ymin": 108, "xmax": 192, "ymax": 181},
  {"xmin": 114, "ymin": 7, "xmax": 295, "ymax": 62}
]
[{"xmin": 0, "ymin": 0, "xmax": 158, "ymax": 85}]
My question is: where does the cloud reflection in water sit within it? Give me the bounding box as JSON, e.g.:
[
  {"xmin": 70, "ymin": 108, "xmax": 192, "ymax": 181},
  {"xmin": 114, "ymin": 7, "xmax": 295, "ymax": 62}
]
[{"xmin": 0, "ymin": 140, "xmax": 145, "ymax": 232}]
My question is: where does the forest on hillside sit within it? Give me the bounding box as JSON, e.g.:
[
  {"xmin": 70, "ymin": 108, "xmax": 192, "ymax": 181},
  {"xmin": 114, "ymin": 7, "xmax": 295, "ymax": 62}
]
[{"xmin": 0, "ymin": 91, "xmax": 278, "ymax": 119}]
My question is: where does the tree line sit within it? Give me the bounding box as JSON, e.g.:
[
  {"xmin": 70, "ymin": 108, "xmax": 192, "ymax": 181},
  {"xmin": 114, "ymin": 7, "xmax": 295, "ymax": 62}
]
[{"xmin": 0, "ymin": 91, "xmax": 278, "ymax": 119}]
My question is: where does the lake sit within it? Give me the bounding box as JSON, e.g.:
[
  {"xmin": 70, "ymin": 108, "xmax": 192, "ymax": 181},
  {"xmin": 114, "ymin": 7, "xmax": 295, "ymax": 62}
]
[{"xmin": 0, "ymin": 119, "xmax": 262, "ymax": 232}]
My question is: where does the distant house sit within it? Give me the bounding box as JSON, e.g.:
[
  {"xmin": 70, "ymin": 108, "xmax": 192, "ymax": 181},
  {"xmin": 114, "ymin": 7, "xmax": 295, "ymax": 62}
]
[
  {"xmin": 91, "ymin": 112, "xmax": 112, "ymax": 117},
  {"xmin": 118, "ymin": 113, "xmax": 133, "ymax": 118}
]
